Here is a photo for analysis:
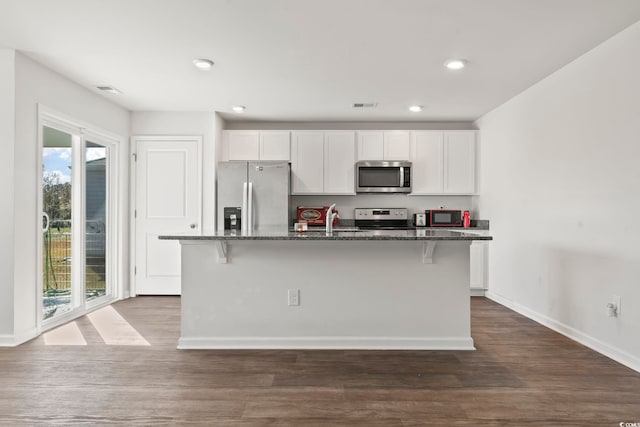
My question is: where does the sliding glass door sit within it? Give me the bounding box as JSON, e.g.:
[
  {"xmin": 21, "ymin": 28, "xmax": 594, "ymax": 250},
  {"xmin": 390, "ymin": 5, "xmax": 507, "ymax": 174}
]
[
  {"xmin": 42, "ymin": 126, "xmax": 75, "ymax": 319},
  {"xmin": 85, "ymin": 141, "xmax": 109, "ymax": 303},
  {"xmin": 41, "ymin": 121, "xmax": 117, "ymax": 324}
]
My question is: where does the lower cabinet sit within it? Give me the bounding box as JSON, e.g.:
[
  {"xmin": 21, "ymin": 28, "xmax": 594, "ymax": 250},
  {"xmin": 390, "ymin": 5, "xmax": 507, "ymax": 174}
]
[
  {"xmin": 470, "ymin": 241, "xmax": 489, "ymax": 292},
  {"xmin": 291, "ymin": 131, "xmax": 355, "ymax": 195}
]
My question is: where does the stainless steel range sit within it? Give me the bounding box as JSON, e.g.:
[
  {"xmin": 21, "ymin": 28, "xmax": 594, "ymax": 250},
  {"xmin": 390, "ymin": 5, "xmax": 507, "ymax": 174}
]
[{"xmin": 354, "ymin": 208, "xmax": 414, "ymax": 230}]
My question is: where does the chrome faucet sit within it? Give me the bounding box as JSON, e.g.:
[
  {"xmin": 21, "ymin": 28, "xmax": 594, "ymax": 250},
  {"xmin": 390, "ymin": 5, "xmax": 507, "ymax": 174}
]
[{"xmin": 326, "ymin": 203, "xmax": 339, "ymax": 234}]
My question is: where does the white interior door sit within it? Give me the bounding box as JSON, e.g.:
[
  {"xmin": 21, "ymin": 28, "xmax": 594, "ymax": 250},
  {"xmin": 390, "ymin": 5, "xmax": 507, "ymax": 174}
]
[{"xmin": 134, "ymin": 136, "xmax": 201, "ymax": 295}]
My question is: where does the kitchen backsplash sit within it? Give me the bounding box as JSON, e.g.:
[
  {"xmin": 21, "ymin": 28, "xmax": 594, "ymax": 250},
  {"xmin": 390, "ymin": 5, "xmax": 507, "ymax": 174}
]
[{"xmin": 291, "ymin": 194, "xmax": 473, "ymax": 220}]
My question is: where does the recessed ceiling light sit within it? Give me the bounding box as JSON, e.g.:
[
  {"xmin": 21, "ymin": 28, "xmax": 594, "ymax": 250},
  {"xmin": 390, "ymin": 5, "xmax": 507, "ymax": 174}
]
[
  {"xmin": 192, "ymin": 58, "xmax": 214, "ymax": 70},
  {"xmin": 409, "ymin": 105, "xmax": 423, "ymax": 113},
  {"xmin": 232, "ymin": 105, "xmax": 246, "ymax": 113},
  {"xmin": 96, "ymin": 86, "xmax": 122, "ymax": 94},
  {"xmin": 445, "ymin": 59, "xmax": 468, "ymax": 70}
]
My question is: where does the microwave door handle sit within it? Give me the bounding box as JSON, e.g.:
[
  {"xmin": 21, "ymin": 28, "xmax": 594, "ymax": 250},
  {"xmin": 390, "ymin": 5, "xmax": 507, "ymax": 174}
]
[{"xmin": 399, "ymin": 167, "xmax": 404, "ymax": 187}]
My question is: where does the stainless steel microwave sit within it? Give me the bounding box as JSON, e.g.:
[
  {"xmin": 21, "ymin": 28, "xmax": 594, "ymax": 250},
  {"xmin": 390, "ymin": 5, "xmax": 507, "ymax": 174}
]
[{"xmin": 355, "ymin": 160, "xmax": 412, "ymax": 193}]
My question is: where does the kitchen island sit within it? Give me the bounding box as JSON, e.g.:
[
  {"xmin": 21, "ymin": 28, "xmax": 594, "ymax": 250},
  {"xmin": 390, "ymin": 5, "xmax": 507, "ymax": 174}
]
[{"xmin": 160, "ymin": 229, "xmax": 492, "ymax": 350}]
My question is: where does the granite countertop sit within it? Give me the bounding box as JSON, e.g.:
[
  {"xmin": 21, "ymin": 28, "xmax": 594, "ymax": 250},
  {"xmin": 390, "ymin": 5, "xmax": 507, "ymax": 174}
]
[{"xmin": 159, "ymin": 228, "xmax": 492, "ymax": 241}]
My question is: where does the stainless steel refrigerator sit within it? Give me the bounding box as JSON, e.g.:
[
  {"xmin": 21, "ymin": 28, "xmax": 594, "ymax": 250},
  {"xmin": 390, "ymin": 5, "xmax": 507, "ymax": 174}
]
[{"xmin": 217, "ymin": 161, "xmax": 290, "ymax": 233}]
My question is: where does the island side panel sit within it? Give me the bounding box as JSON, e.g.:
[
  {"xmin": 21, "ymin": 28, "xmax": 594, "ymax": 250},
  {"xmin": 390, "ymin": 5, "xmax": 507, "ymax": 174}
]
[{"xmin": 179, "ymin": 240, "xmax": 473, "ymax": 350}]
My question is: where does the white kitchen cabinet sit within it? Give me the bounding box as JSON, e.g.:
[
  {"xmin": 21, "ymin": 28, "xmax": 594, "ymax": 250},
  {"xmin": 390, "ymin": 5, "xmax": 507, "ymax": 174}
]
[
  {"xmin": 444, "ymin": 131, "xmax": 476, "ymax": 194},
  {"xmin": 356, "ymin": 131, "xmax": 384, "ymax": 160},
  {"xmin": 291, "ymin": 131, "xmax": 355, "ymax": 195},
  {"xmin": 356, "ymin": 131, "xmax": 411, "ymax": 161},
  {"xmin": 259, "ymin": 131, "xmax": 290, "ymax": 160},
  {"xmin": 411, "ymin": 131, "xmax": 444, "ymax": 194},
  {"xmin": 411, "ymin": 130, "xmax": 476, "ymax": 195},
  {"xmin": 383, "ymin": 131, "xmax": 411, "ymax": 160},
  {"xmin": 470, "ymin": 241, "xmax": 489, "ymax": 293},
  {"xmin": 223, "ymin": 130, "xmax": 290, "ymax": 161},
  {"xmin": 224, "ymin": 130, "xmax": 259, "ymax": 160},
  {"xmin": 324, "ymin": 131, "xmax": 356, "ymax": 194},
  {"xmin": 291, "ymin": 131, "xmax": 325, "ymax": 194}
]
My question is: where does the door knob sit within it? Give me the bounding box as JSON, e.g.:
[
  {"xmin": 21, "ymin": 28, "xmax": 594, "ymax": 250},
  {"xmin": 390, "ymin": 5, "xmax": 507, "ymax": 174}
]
[{"xmin": 190, "ymin": 224, "xmax": 197, "ymax": 229}]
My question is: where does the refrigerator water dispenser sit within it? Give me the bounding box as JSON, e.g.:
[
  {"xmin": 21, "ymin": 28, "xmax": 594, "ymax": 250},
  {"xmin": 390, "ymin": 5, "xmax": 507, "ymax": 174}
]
[{"xmin": 223, "ymin": 207, "xmax": 242, "ymax": 230}]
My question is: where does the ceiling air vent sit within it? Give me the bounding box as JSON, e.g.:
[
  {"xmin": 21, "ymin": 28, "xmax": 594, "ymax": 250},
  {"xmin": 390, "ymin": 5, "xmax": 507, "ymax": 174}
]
[
  {"xmin": 352, "ymin": 102, "xmax": 378, "ymax": 109},
  {"xmin": 96, "ymin": 86, "xmax": 122, "ymax": 94}
]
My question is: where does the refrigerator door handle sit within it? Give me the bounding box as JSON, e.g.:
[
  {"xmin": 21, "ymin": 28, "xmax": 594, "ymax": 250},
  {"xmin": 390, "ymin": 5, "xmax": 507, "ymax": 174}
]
[
  {"xmin": 247, "ymin": 182, "xmax": 254, "ymax": 232},
  {"xmin": 242, "ymin": 182, "xmax": 248, "ymax": 233}
]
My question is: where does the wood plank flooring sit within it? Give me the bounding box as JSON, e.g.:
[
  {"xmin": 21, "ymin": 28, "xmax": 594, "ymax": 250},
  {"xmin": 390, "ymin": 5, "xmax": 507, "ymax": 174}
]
[{"xmin": 1, "ymin": 297, "xmax": 639, "ymax": 425}]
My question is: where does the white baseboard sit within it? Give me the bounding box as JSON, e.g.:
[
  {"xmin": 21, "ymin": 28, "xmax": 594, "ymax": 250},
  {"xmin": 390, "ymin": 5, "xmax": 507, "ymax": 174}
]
[
  {"xmin": 486, "ymin": 291, "xmax": 640, "ymax": 373},
  {"xmin": 0, "ymin": 328, "xmax": 39, "ymax": 347},
  {"xmin": 178, "ymin": 336, "xmax": 475, "ymax": 351},
  {"xmin": 470, "ymin": 288, "xmax": 486, "ymax": 296}
]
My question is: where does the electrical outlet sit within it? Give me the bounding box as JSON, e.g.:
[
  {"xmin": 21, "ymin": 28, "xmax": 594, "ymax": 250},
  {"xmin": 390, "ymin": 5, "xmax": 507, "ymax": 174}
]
[
  {"xmin": 611, "ymin": 294, "xmax": 621, "ymax": 315},
  {"xmin": 288, "ymin": 289, "xmax": 300, "ymax": 306}
]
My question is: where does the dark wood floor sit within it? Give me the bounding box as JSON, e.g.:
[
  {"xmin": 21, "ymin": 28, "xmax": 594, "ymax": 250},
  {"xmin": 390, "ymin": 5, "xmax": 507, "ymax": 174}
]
[{"xmin": 1, "ymin": 297, "xmax": 639, "ymax": 426}]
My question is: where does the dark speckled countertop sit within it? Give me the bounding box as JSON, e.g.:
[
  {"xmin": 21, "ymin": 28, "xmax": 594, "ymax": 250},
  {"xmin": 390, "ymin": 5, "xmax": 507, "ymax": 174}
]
[{"xmin": 159, "ymin": 228, "xmax": 492, "ymax": 241}]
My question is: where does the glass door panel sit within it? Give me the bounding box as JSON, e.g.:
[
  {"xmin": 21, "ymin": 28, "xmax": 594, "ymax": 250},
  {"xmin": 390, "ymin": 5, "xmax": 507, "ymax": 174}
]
[
  {"xmin": 42, "ymin": 126, "xmax": 74, "ymax": 319},
  {"xmin": 85, "ymin": 141, "xmax": 108, "ymax": 302},
  {"xmin": 40, "ymin": 113, "xmax": 120, "ymax": 329}
]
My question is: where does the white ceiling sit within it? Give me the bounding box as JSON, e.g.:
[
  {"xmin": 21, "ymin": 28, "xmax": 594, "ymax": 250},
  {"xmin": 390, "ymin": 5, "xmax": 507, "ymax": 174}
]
[{"xmin": 1, "ymin": 0, "xmax": 640, "ymax": 122}]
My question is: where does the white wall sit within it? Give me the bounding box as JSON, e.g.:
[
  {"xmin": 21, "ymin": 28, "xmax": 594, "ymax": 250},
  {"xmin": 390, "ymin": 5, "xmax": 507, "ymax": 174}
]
[
  {"xmin": 7, "ymin": 52, "xmax": 130, "ymax": 342},
  {"xmin": 476, "ymin": 22, "xmax": 640, "ymax": 370},
  {"xmin": 131, "ymin": 111, "xmax": 217, "ymax": 233},
  {"xmin": 0, "ymin": 50, "xmax": 15, "ymax": 339}
]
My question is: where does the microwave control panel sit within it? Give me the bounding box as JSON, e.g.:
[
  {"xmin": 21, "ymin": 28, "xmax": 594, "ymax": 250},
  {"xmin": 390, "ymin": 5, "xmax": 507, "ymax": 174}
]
[{"xmin": 355, "ymin": 208, "xmax": 408, "ymax": 220}]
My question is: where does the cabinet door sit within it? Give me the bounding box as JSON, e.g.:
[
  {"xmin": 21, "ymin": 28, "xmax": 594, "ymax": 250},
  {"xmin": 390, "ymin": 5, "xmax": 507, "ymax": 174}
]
[
  {"xmin": 470, "ymin": 241, "xmax": 489, "ymax": 290},
  {"xmin": 356, "ymin": 131, "xmax": 384, "ymax": 160},
  {"xmin": 260, "ymin": 131, "xmax": 290, "ymax": 161},
  {"xmin": 291, "ymin": 131, "xmax": 325, "ymax": 194},
  {"xmin": 444, "ymin": 131, "xmax": 476, "ymax": 194},
  {"xmin": 411, "ymin": 131, "xmax": 444, "ymax": 194},
  {"xmin": 324, "ymin": 131, "xmax": 356, "ymax": 194},
  {"xmin": 383, "ymin": 131, "xmax": 411, "ymax": 160},
  {"xmin": 226, "ymin": 131, "xmax": 260, "ymax": 160}
]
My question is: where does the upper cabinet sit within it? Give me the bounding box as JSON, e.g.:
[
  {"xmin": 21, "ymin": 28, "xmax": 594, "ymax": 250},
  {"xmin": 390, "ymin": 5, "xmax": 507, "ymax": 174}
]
[
  {"xmin": 444, "ymin": 131, "xmax": 476, "ymax": 194},
  {"xmin": 411, "ymin": 131, "xmax": 444, "ymax": 194},
  {"xmin": 260, "ymin": 131, "xmax": 291, "ymax": 160},
  {"xmin": 222, "ymin": 128, "xmax": 476, "ymax": 195},
  {"xmin": 411, "ymin": 130, "xmax": 476, "ymax": 195},
  {"xmin": 222, "ymin": 130, "xmax": 290, "ymax": 161},
  {"xmin": 356, "ymin": 131, "xmax": 383, "ymax": 160},
  {"xmin": 290, "ymin": 131, "xmax": 324, "ymax": 194},
  {"xmin": 224, "ymin": 130, "xmax": 259, "ymax": 160},
  {"xmin": 383, "ymin": 131, "xmax": 411, "ymax": 160},
  {"xmin": 356, "ymin": 131, "xmax": 411, "ymax": 161},
  {"xmin": 291, "ymin": 131, "xmax": 355, "ymax": 195},
  {"xmin": 324, "ymin": 131, "xmax": 356, "ymax": 194}
]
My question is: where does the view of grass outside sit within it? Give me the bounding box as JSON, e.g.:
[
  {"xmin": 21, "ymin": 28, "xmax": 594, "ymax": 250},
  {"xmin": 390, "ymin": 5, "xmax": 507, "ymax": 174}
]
[{"xmin": 43, "ymin": 221, "xmax": 106, "ymax": 319}]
